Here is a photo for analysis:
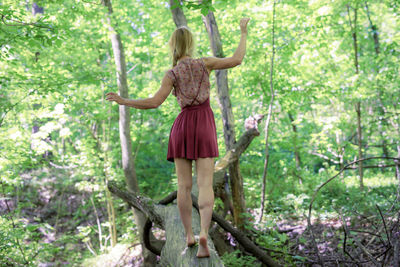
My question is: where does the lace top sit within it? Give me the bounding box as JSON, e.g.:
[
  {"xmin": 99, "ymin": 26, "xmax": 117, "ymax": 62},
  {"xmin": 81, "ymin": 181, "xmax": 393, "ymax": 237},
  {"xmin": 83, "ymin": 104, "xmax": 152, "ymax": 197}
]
[{"xmin": 166, "ymin": 58, "xmax": 210, "ymax": 108}]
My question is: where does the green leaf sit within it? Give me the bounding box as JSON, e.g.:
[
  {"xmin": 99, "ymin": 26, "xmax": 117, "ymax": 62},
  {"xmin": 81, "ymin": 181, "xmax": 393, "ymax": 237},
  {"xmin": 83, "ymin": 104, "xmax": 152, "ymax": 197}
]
[{"xmin": 201, "ymin": 7, "xmax": 209, "ymax": 16}]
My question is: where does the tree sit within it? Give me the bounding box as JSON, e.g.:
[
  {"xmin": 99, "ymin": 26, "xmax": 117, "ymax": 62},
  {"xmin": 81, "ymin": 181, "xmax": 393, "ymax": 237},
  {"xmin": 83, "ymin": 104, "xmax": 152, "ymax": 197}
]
[{"xmin": 101, "ymin": 0, "xmax": 161, "ymax": 265}]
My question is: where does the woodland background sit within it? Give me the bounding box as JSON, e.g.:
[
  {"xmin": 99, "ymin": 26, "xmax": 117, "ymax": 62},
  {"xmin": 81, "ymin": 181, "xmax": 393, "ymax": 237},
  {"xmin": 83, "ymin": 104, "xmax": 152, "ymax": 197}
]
[{"xmin": 1, "ymin": 0, "xmax": 399, "ymax": 266}]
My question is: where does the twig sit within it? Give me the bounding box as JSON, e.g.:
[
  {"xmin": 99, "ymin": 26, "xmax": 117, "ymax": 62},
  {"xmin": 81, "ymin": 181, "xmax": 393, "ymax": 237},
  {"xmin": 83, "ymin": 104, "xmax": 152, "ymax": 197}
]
[
  {"xmin": 392, "ymin": 212, "xmax": 400, "ymax": 267},
  {"xmin": 376, "ymin": 204, "xmax": 392, "ymax": 248},
  {"xmin": 81, "ymin": 0, "xmax": 102, "ymax": 5},
  {"xmin": 349, "ymin": 228, "xmax": 381, "ymax": 237},
  {"xmin": 1, "ymin": 14, "xmax": 52, "ymax": 30},
  {"xmin": 340, "ymin": 212, "xmax": 359, "ymax": 265},
  {"xmin": 340, "ymin": 213, "xmax": 380, "ymax": 266},
  {"xmin": 84, "ymin": 240, "xmax": 97, "ymax": 256},
  {"xmin": 127, "ymin": 63, "xmax": 138, "ymax": 74}
]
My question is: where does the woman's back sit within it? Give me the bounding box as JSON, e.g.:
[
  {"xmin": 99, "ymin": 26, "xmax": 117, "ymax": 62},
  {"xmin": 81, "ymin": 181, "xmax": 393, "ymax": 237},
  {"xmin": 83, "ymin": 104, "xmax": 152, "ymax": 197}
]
[{"xmin": 166, "ymin": 58, "xmax": 210, "ymax": 108}]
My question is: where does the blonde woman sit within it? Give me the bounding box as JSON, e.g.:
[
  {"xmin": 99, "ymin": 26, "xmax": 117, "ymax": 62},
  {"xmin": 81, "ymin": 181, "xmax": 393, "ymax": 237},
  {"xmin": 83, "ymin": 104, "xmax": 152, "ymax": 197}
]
[{"xmin": 106, "ymin": 18, "xmax": 249, "ymax": 258}]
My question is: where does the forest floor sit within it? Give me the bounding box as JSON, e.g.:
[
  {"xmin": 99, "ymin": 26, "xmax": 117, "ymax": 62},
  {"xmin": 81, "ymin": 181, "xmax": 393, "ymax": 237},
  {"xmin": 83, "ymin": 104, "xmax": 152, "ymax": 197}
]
[{"xmin": 1, "ymin": 167, "xmax": 399, "ymax": 266}]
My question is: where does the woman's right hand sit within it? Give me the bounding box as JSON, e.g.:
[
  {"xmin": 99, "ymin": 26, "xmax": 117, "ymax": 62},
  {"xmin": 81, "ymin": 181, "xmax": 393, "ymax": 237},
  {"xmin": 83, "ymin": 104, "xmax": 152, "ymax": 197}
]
[
  {"xmin": 106, "ymin": 92, "xmax": 125, "ymax": 105},
  {"xmin": 240, "ymin": 18, "xmax": 250, "ymax": 34}
]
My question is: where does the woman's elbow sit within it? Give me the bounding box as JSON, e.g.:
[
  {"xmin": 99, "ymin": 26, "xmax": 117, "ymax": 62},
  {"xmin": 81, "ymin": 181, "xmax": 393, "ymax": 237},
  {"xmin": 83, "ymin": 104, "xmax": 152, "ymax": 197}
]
[
  {"xmin": 150, "ymin": 97, "xmax": 162, "ymax": 109},
  {"xmin": 232, "ymin": 57, "xmax": 242, "ymax": 67}
]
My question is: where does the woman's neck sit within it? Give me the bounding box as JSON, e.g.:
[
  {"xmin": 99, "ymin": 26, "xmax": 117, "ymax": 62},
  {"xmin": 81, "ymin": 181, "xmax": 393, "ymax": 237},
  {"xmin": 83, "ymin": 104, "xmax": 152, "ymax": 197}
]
[{"xmin": 177, "ymin": 56, "xmax": 191, "ymax": 63}]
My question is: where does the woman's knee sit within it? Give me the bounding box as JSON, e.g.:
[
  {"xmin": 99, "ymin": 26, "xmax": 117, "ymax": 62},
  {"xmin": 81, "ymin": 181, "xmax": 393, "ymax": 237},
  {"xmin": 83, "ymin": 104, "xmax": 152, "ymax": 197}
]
[
  {"xmin": 196, "ymin": 157, "xmax": 214, "ymax": 188},
  {"xmin": 178, "ymin": 182, "xmax": 192, "ymax": 193},
  {"xmin": 197, "ymin": 183, "xmax": 214, "ymax": 197}
]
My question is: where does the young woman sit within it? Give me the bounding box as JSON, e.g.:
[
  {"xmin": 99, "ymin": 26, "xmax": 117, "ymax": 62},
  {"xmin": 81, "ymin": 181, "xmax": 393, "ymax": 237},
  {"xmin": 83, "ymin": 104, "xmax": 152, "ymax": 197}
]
[{"xmin": 106, "ymin": 17, "xmax": 249, "ymax": 258}]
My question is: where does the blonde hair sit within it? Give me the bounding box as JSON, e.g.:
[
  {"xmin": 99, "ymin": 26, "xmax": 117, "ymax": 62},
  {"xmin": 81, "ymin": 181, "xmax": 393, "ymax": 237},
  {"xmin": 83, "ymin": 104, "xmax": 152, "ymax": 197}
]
[{"xmin": 168, "ymin": 26, "xmax": 195, "ymax": 67}]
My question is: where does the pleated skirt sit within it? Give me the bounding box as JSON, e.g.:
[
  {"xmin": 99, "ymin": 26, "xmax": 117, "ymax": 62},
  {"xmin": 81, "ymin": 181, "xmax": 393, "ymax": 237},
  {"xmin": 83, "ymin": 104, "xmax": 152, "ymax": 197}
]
[{"xmin": 167, "ymin": 98, "xmax": 219, "ymax": 162}]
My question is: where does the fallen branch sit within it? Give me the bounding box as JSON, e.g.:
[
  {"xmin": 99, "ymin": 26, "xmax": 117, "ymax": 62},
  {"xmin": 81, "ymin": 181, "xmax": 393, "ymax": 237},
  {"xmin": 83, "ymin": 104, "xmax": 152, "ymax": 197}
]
[{"xmin": 107, "ymin": 182, "xmax": 280, "ymax": 267}]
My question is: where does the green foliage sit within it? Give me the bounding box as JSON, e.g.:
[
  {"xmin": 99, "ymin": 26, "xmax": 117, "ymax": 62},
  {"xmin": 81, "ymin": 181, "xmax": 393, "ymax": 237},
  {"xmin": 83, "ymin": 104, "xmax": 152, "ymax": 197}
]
[
  {"xmin": 0, "ymin": 215, "xmax": 60, "ymax": 266},
  {"xmin": 221, "ymin": 250, "xmax": 260, "ymax": 267},
  {"xmin": 0, "ymin": 0, "xmax": 399, "ymax": 265}
]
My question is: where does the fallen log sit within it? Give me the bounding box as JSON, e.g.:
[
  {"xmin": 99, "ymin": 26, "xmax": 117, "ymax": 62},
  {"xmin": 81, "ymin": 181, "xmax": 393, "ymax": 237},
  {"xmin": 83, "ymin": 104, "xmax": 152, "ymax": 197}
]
[
  {"xmin": 108, "ymin": 182, "xmax": 279, "ymax": 266},
  {"xmin": 107, "ymin": 118, "xmax": 279, "ymax": 266},
  {"xmin": 108, "ymin": 182, "xmax": 223, "ymax": 266}
]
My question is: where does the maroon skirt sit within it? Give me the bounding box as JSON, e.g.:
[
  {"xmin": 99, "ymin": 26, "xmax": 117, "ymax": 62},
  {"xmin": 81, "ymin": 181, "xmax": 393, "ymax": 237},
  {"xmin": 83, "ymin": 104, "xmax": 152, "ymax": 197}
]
[{"xmin": 167, "ymin": 98, "xmax": 219, "ymax": 162}]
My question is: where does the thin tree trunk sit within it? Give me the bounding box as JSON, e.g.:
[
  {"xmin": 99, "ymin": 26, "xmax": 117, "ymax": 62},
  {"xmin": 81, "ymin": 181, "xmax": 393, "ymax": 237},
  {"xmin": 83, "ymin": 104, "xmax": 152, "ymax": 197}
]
[
  {"xmin": 364, "ymin": 2, "xmax": 380, "ymax": 55},
  {"xmin": 347, "ymin": 3, "xmax": 364, "ymax": 190},
  {"xmin": 396, "ymin": 145, "xmax": 400, "ymax": 191},
  {"xmin": 356, "ymin": 102, "xmax": 363, "ymax": 190},
  {"xmin": 288, "ymin": 112, "xmax": 302, "ymax": 183},
  {"xmin": 101, "ymin": 79, "xmax": 117, "ymax": 247},
  {"xmin": 101, "ymin": 0, "xmax": 158, "ymax": 265},
  {"xmin": 202, "ymin": 12, "xmax": 246, "ymax": 229},
  {"xmin": 259, "ymin": 0, "xmax": 276, "ymax": 223},
  {"xmin": 365, "ymin": 2, "xmax": 389, "ymax": 160},
  {"xmin": 169, "ymin": 0, "xmax": 187, "ymax": 27}
]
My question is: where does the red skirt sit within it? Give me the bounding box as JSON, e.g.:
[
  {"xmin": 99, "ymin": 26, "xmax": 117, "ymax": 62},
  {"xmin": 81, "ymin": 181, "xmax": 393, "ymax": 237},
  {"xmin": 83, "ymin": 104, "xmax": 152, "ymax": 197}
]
[{"xmin": 167, "ymin": 98, "xmax": 219, "ymax": 162}]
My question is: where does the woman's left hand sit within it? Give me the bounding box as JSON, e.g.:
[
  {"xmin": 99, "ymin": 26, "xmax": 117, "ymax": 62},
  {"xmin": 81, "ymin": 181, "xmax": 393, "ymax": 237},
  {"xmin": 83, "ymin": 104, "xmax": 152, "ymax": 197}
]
[{"xmin": 106, "ymin": 92, "xmax": 125, "ymax": 105}]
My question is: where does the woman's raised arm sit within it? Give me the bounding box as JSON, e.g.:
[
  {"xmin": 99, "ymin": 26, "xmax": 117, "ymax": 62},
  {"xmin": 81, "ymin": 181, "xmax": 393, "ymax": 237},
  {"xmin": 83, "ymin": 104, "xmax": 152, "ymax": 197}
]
[
  {"xmin": 203, "ymin": 18, "xmax": 250, "ymax": 71},
  {"xmin": 105, "ymin": 74, "xmax": 173, "ymax": 109}
]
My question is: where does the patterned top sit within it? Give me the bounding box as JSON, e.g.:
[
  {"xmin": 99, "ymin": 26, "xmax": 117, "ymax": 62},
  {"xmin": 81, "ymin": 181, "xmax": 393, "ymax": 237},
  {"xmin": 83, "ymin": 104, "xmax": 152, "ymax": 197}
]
[{"xmin": 166, "ymin": 58, "xmax": 210, "ymax": 108}]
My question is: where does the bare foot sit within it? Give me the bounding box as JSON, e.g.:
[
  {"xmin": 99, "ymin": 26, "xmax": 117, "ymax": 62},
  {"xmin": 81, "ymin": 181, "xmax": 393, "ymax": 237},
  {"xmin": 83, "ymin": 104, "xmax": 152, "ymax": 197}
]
[
  {"xmin": 187, "ymin": 233, "xmax": 196, "ymax": 247},
  {"xmin": 196, "ymin": 234, "xmax": 210, "ymax": 258}
]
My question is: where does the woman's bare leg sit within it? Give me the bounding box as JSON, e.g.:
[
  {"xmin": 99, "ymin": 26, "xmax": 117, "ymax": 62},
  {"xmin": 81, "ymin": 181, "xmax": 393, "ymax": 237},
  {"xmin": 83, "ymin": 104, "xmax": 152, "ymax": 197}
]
[
  {"xmin": 174, "ymin": 158, "xmax": 195, "ymax": 246},
  {"xmin": 195, "ymin": 157, "xmax": 215, "ymax": 257}
]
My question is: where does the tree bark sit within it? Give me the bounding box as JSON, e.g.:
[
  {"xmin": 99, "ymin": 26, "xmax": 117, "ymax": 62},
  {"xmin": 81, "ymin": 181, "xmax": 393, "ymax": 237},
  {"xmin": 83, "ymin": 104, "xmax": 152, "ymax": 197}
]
[
  {"xmin": 347, "ymin": 3, "xmax": 364, "ymax": 190},
  {"xmin": 169, "ymin": 0, "xmax": 187, "ymax": 27},
  {"xmin": 288, "ymin": 112, "xmax": 302, "ymax": 183},
  {"xmin": 356, "ymin": 102, "xmax": 364, "ymax": 190},
  {"xmin": 202, "ymin": 11, "xmax": 246, "ymax": 230},
  {"xmin": 101, "ymin": 0, "xmax": 158, "ymax": 265},
  {"xmin": 396, "ymin": 145, "xmax": 400, "ymax": 192}
]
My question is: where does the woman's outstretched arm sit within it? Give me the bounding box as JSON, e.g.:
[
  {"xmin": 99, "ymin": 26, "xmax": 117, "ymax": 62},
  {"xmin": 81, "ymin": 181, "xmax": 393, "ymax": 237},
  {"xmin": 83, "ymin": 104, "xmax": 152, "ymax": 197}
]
[
  {"xmin": 203, "ymin": 18, "xmax": 250, "ymax": 71},
  {"xmin": 105, "ymin": 74, "xmax": 173, "ymax": 109}
]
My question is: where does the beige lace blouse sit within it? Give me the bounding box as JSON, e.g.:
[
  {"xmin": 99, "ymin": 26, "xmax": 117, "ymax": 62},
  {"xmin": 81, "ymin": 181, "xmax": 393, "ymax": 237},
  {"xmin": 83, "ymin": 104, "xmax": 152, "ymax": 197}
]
[{"xmin": 166, "ymin": 58, "xmax": 210, "ymax": 108}]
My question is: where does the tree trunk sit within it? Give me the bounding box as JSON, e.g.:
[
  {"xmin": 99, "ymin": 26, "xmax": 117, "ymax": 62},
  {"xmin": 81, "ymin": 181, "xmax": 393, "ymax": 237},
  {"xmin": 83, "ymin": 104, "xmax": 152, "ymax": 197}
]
[
  {"xmin": 356, "ymin": 102, "xmax": 363, "ymax": 190},
  {"xmin": 202, "ymin": 11, "xmax": 246, "ymax": 230},
  {"xmin": 347, "ymin": 4, "xmax": 364, "ymax": 190},
  {"xmin": 396, "ymin": 145, "xmax": 400, "ymax": 192},
  {"xmin": 101, "ymin": 0, "xmax": 158, "ymax": 265},
  {"xmin": 169, "ymin": 0, "xmax": 187, "ymax": 27},
  {"xmin": 259, "ymin": 0, "xmax": 276, "ymax": 223},
  {"xmin": 365, "ymin": 2, "xmax": 389, "ymax": 161},
  {"xmin": 288, "ymin": 112, "xmax": 302, "ymax": 183}
]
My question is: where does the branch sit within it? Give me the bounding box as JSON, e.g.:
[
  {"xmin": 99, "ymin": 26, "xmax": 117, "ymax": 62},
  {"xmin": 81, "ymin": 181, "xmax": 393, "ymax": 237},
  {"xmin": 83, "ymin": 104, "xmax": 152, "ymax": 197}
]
[
  {"xmin": 309, "ymin": 150, "xmax": 340, "ymax": 164},
  {"xmin": 0, "ymin": 89, "xmax": 38, "ymax": 128},
  {"xmin": 340, "ymin": 213, "xmax": 380, "ymax": 266},
  {"xmin": 1, "ymin": 14, "xmax": 52, "ymax": 30},
  {"xmin": 107, "ymin": 181, "xmax": 164, "ymax": 228},
  {"xmin": 214, "ymin": 128, "xmax": 260, "ymax": 173}
]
